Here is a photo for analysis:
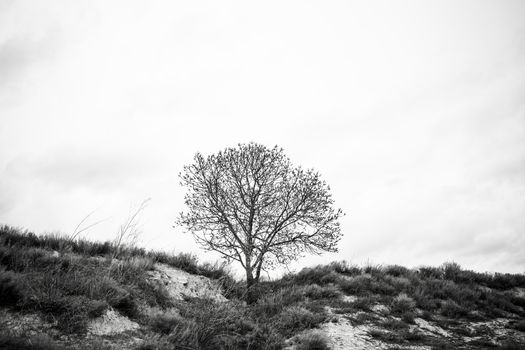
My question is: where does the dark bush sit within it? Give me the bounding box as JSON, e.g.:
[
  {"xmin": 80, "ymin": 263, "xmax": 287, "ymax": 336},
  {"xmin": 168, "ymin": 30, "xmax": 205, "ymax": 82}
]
[
  {"xmin": 350, "ymin": 296, "xmax": 376, "ymax": 311},
  {"xmin": 440, "ymin": 299, "xmax": 469, "ymax": 318},
  {"xmin": 0, "ymin": 334, "xmax": 65, "ymax": 350},
  {"xmin": 442, "ymin": 262, "xmax": 462, "ymax": 281},
  {"xmin": 418, "ymin": 266, "xmax": 443, "ymax": 280},
  {"xmin": 490, "ymin": 273, "xmax": 525, "ymax": 290},
  {"xmin": 497, "ymin": 342, "xmax": 525, "ymax": 350},
  {"xmin": 275, "ymin": 306, "xmax": 326, "ymax": 336},
  {"xmin": 288, "ymin": 265, "xmax": 337, "ymax": 285},
  {"xmin": 391, "ymin": 293, "xmax": 416, "ymax": 314},
  {"xmin": 0, "ymin": 270, "xmax": 23, "ymax": 307},
  {"xmin": 384, "ymin": 265, "xmax": 411, "ymax": 278},
  {"xmin": 237, "ymin": 323, "xmax": 283, "ymax": 350},
  {"xmin": 368, "ymin": 329, "xmax": 399, "ymax": 342},
  {"xmin": 339, "ymin": 275, "xmax": 372, "ymax": 295},
  {"xmin": 295, "ymin": 330, "xmax": 330, "ymax": 350},
  {"xmin": 253, "ymin": 286, "xmax": 305, "ymax": 317},
  {"xmin": 510, "ymin": 295, "xmax": 525, "ymax": 308},
  {"xmin": 329, "ymin": 261, "xmax": 361, "ymax": 276},
  {"xmin": 363, "ymin": 264, "xmax": 384, "ymax": 276},
  {"xmin": 380, "ymin": 318, "xmax": 409, "ymax": 330},
  {"xmin": 513, "ymin": 320, "xmax": 525, "ymax": 332},
  {"xmin": 302, "ymin": 284, "xmax": 341, "ymax": 299},
  {"xmin": 159, "ymin": 297, "xmax": 285, "ymax": 350},
  {"xmin": 36, "ymin": 294, "xmax": 101, "ymax": 334},
  {"xmin": 401, "ymin": 311, "xmax": 416, "ymax": 324},
  {"xmin": 149, "ymin": 313, "xmax": 182, "ymax": 334}
]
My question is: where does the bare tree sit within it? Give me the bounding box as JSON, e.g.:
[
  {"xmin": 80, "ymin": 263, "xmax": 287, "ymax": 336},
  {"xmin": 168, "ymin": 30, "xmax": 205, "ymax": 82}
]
[{"xmin": 177, "ymin": 143, "xmax": 343, "ymax": 301}]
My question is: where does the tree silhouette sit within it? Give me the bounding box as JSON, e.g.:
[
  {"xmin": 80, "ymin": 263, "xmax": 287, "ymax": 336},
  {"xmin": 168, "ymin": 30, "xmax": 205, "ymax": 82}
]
[{"xmin": 177, "ymin": 143, "xmax": 343, "ymax": 301}]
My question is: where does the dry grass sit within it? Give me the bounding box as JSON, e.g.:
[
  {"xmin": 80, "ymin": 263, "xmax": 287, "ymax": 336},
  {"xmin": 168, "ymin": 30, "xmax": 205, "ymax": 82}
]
[{"xmin": 2, "ymin": 225, "xmax": 525, "ymax": 349}]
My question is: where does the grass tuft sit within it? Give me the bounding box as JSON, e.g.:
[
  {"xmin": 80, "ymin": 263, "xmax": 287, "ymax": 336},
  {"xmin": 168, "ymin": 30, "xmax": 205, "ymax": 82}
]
[{"xmin": 295, "ymin": 330, "xmax": 330, "ymax": 350}]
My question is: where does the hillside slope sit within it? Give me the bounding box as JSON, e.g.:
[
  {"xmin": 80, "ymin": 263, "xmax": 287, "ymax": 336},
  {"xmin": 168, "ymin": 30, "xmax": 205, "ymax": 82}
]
[{"xmin": 1, "ymin": 225, "xmax": 525, "ymax": 349}]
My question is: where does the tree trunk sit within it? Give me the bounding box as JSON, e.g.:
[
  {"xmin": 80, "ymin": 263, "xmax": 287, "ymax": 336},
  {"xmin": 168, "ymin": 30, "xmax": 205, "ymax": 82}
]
[
  {"xmin": 255, "ymin": 260, "xmax": 263, "ymax": 282},
  {"xmin": 245, "ymin": 266, "xmax": 257, "ymax": 304}
]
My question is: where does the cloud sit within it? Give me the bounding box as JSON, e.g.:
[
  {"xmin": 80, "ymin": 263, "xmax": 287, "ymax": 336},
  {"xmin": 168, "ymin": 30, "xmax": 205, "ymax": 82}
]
[
  {"xmin": 0, "ymin": 3, "xmax": 62, "ymax": 88},
  {"xmin": 0, "ymin": 36, "xmax": 57, "ymax": 86},
  {"xmin": 5, "ymin": 148, "xmax": 162, "ymax": 192},
  {"xmin": 1, "ymin": 1, "xmax": 525, "ymax": 274}
]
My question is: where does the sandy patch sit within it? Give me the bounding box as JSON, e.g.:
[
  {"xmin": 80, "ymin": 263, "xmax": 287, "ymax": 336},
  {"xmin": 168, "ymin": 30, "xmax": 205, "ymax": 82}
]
[
  {"xmin": 414, "ymin": 317, "xmax": 451, "ymax": 338},
  {"xmin": 88, "ymin": 309, "xmax": 139, "ymax": 336},
  {"xmin": 147, "ymin": 263, "xmax": 227, "ymax": 302}
]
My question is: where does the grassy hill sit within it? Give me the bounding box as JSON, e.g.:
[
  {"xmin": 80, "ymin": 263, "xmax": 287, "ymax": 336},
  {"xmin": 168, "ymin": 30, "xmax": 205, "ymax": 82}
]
[{"xmin": 1, "ymin": 225, "xmax": 524, "ymax": 349}]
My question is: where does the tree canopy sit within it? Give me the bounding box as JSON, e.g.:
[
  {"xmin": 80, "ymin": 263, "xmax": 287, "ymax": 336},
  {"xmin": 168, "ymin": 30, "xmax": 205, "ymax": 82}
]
[{"xmin": 177, "ymin": 143, "xmax": 343, "ymax": 296}]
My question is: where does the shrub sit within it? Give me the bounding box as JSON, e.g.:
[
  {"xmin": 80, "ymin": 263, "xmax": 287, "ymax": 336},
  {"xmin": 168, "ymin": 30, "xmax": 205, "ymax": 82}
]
[
  {"xmin": 169, "ymin": 298, "xmax": 271, "ymax": 349},
  {"xmin": 319, "ymin": 271, "xmax": 341, "ymax": 285},
  {"xmin": 368, "ymin": 329, "xmax": 398, "ymax": 342},
  {"xmin": 241, "ymin": 323, "xmax": 283, "ymax": 350},
  {"xmin": 253, "ymin": 284, "xmax": 338, "ymax": 318},
  {"xmin": 136, "ymin": 337, "xmax": 174, "ymax": 350},
  {"xmin": 454, "ymin": 269, "xmax": 492, "ymax": 285},
  {"xmin": 402, "ymin": 329, "xmax": 425, "ymax": 341},
  {"xmin": 510, "ymin": 295, "xmax": 525, "ymax": 308},
  {"xmin": 105, "ymin": 286, "xmax": 138, "ymax": 318},
  {"xmin": 440, "ymin": 299, "xmax": 468, "ymax": 318},
  {"xmin": 401, "ymin": 311, "xmax": 416, "ymax": 324},
  {"xmin": 482, "ymin": 291, "xmax": 524, "ymax": 317},
  {"xmin": 350, "ymin": 296, "xmax": 375, "ymax": 311},
  {"xmin": 418, "ymin": 266, "xmax": 443, "ymax": 280},
  {"xmin": 149, "ymin": 313, "xmax": 183, "ymax": 334},
  {"xmin": 442, "ymin": 262, "xmax": 463, "ymax": 282},
  {"xmin": 390, "ymin": 293, "xmax": 416, "ymax": 314},
  {"xmin": 275, "ymin": 306, "xmax": 326, "ymax": 336},
  {"xmin": 36, "ymin": 294, "xmax": 103, "ymax": 334},
  {"xmin": 428, "ymin": 338, "xmax": 456, "ymax": 349},
  {"xmin": 87, "ymin": 300, "xmax": 107, "ymax": 318},
  {"xmin": 289, "ymin": 265, "xmax": 338, "ymax": 285},
  {"xmin": 339, "ymin": 275, "xmax": 372, "ymax": 295},
  {"xmin": 497, "ymin": 342, "xmax": 525, "ymax": 350},
  {"xmin": 385, "ymin": 276, "xmax": 411, "ymax": 292},
  {"xmin": 329, "ymin": 261, "xmax": 361, "ymax": 276},
  {"xmin": 295, "ymin": 330, "xmax": 330, "ymax": 350},
  {"xmin": 0, "ymin": 247, "xmax": 50, "ymax": 272},
  {"xmin": 255, "ymin": 289, "xmax": 296, "ymax": 317},
  {"xmin": 420, "ymin": 310, "xmax": 433, "ymax": 320},
  {"xmin": 301, "ymin": 284, "xmax": 341, "ymax": 300},
  {"xmin": 165, "ymin": 318, "xmax": 202, "ymax": 348},
  {"xmin": 0, "ymin": 270, "xmax": 23, "ymax": 307},
  {"xmin": 149, "ymin": 252, "xmax": 199, "ymax": 273},
  {"xmin": 339, "ymin": 273, "xmax": 397, "ymax": 296},
  {"xmin": 380, "ymin": 318, "xmax": 409, "ymax": 330},
  {"xmin": 513, "ymin": 320, "xmax": 525, "ymax": 332},
  {"xmin": 384, "ymin": 265, "xmax": 411, "ymax": 278},
  {"xmin": 352, "ymin": 312, "xmax": 378, "ymax": 324},
  {"xmin": 198, "ymin": 261, "xmax": 232, "ymax": 280},
  {"xmin": 0, "ymin": 333, "xmax": 65, "ymax": 350},
  {"xmin": 413, "ymin": 278, "xmax": 480, "ymax": 311},
  {"xmin": 217, "ymin": 275, "xmax": 245, "ymax": 299},
  {"xmin": 489, "ymin": 273, "xmax": 525, "ymax": 290},
  {"xmin": 363, "ymin": 264, "xmax": 384, "ymax": 276},
  {"xmin": 370, "ymin": 279, "xmax": 397, "ymax": 296}
]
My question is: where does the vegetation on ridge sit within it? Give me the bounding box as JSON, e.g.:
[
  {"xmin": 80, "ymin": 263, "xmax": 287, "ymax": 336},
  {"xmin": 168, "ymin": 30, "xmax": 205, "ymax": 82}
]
[{"xmin": 1, "ymin": 225, "xmax": 525, "ymax": 349}]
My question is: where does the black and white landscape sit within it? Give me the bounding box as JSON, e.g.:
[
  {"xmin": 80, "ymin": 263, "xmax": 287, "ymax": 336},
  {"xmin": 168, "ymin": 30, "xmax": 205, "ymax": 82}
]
[{"xmin": 1, "ymin": 1, "xmax": 524, "ymax": 349}]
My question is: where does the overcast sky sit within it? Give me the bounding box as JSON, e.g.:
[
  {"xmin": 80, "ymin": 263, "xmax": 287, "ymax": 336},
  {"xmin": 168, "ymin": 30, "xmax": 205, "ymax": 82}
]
[{"xmin": 1, "ymin": 0, "xmax": 524, "ymax": 275}]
